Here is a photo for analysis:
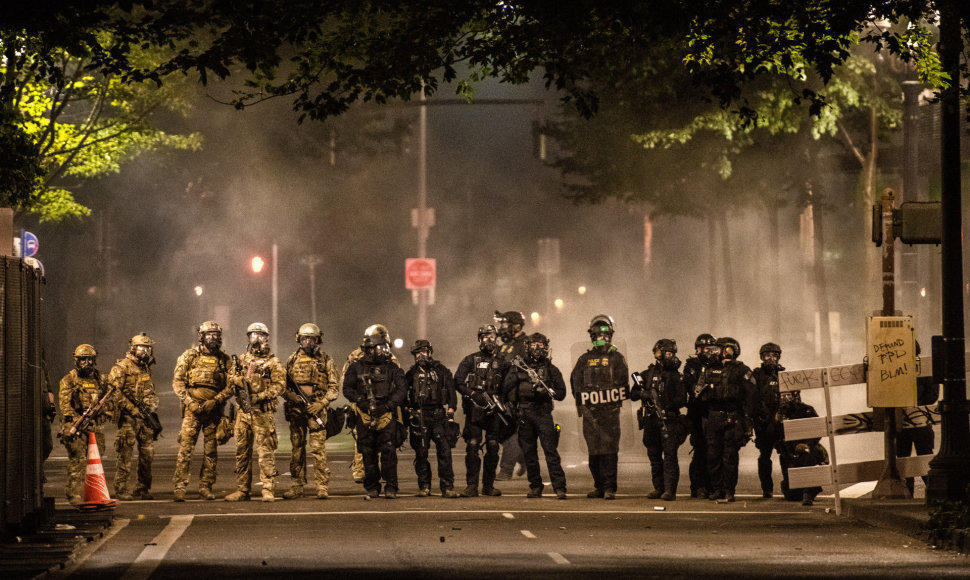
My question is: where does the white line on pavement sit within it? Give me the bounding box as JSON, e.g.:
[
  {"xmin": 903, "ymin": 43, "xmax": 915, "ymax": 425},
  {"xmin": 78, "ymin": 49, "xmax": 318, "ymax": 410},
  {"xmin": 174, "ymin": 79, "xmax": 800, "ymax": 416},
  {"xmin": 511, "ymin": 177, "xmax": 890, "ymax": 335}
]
[
  {"xmin": 548, "ymin": 552, "xmax": 570, "ymax": 565},
  {"xmin": 521, "ymin": 530, "xmax": 537, "ymax": 539},
  {"xmin": 120, "ymin": 515, "xmax": 194, "ymax": 580},
  {"xmin": 177, "ymin": 509, "xmax": 808, "ymax": 517}
]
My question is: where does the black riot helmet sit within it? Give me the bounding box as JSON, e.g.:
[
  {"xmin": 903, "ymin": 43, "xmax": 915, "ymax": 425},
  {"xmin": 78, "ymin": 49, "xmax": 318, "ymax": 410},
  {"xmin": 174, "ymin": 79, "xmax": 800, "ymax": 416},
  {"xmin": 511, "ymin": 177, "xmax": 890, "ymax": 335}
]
[
  {"xmin": 653, "ymin": 338, "xmax": 680, "ymax": 370},
  {"xmin": 588, "ymin": 314, "xmax": 615, "ymax": 348},
  {"xmin": 495, "ymin": 310, "xmax": 525, "ymax": 342},
  {"xmin": 759, "ymin": 342, "xmax": 782, "ymax": 362},
  {"xmin": 716, "ymin": 337, "xmax": 741, "ymax": 361},
  {"xmin": 526, "ymin": 332, "xmax": 550, "ymax": 362},
  {"xmin": 410, "ymin": 339, "xmax": 433, "ymax": 366},
  {"xmin": 478, "ymin": 324, "xmax": 499, "ymax": 355},
  {"xmin": 694, "ymin": 333, "xmax": 716, "ymax": 353},
  {"xmin": 361, "ymin": 332, "xmax": 391, "ymax": 362}
]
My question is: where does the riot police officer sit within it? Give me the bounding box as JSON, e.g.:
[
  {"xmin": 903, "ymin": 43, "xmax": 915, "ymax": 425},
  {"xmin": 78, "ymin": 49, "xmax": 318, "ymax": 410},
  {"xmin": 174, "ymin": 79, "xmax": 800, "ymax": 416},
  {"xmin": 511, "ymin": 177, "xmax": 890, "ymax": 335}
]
[
  {"xmin": 343, "ymin": 331, "xmax": 408, "ymax": 499},
  {"xmin": 631, "ymin": 338, "xmax": 687, "ymax": 501},
  {"xmin": 282, "ymin": 323, "xmax": 340, "ymax": 499},
  {"xmin": 226, "ymin": 323, "xmax": 286, "ymax": 502},
  {"xmin": 570, "ymin": 315, "xmax": 629, "ymax": 500},
  {"xmin": 109, "ymin": 333, "xmax": 160, "ymax": 500},
  {"xmin": 685, "ymin": 333, "xmax": 715, "ymax": 498},
  {"xmin": 58, "ymin": 344, "xmax": 109, "ymax": 505},
  {"xmin": 504, "ymin": 333, "xmax": 568, "ymax": 499},
  {"xmin": 405, "ymin": 340, "xmax": 459, "ymax": 497},
  {"xmin": 172, "ymin": 321, "xmax": 235, "ymax": 502},
  {"xmin": 495, "ymin": 310, "xmax": 528, "ymax": 480},
  {"xmin": 702, "ymin": 337, "xmax": 757, "ymax": 502},
  {"xmin": 753, "ymin": 342, "xmax": 785, "ymax": 498},
  {"xmin": 454, "ymin": 325, "xmax": 514, "ymax": 497}
]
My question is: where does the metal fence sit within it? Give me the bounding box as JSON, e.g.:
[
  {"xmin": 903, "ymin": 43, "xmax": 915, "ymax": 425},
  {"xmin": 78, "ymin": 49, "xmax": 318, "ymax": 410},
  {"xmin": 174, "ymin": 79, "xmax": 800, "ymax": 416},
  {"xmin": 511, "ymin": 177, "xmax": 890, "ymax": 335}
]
[{"xmin": 1, "ymin": 256, "xmax": 46, "ymax": 533}]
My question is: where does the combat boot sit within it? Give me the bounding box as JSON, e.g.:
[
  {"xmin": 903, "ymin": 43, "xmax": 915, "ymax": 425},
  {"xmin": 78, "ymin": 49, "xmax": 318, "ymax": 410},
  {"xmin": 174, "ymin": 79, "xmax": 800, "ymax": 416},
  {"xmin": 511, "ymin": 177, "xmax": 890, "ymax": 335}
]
[
  {"xmin": 224, "ymin": 490, "xmax": 249, "ymax": 502},
  {"xmin": 481, "ymin": 487, "xmax": 502, "ymax": 497},
  {"xmin": 415, "ymin": 488, "xmax": 431, "ymax": 497},
  {"xmin": 261, "ymin": 488, "xmax": 275, "ymax": 502},
  {"xmin": 173, "ymin": 488, "xmax": 186, "ymax": 502},
  {"xmin": 384, "ymin": 489, "xmax": 397, "ymax": 499},
  {"xmin": 134, "ymin": 488, "xmax": 154, "ymax": 500},
  {"xmin": 198, "ymin": 487, "xmax": 215, "ymax": 501},
  {"xmin": 526, "ymin": 487, "xmax": 542, "ymax": 498},
  {"xmin": 69, "ymin": 495, "xmax": 83, "ymax": 506},
  {"xmin": 442, "ymin": 489, "xmax": 459, "ymax": 498},
  {"xmin": 586, "ymin": 488, "xmax": 605, "ymax": 498},
  {"xmin": 604, "ymin": 491, "xmax": 616, "ymax": 500},
  {"xmin": 646, "ymin": 490, "xmax": 663, "ymax": 499},
  {"xmin": 661, "ymin": 491, "xmax": 676, "ymax": 501},
  {"xmin": 460, "ymin": 485, "xmax": 479, "ymax": 497},
  {"xmin": 282, "ymin": 486, "xmax": 304, "ymax": 500},
  {"xmin": 555, "ymin": 490, "xmax": 567, "ymax": 500},
  {"xmin": 316, "ymin": 488, "xmax": 329, "ymax": 499},
  {"xmin": 117, "ymin": 492, "xmax": 134, "ymax": 501}
]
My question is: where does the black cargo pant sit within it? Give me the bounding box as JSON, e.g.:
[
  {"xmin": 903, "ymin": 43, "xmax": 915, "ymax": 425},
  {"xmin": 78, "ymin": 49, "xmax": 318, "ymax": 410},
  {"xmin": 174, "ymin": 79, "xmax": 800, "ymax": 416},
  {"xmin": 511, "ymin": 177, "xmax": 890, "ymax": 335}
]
[
  {"xmin": 357, "ymin": 420, "xmax": 399, "ymax": 494},
  {"xmin": 705, "ymin": 410, "xmax": 745, "ymax": 497},
  {"xmin": 687, "ymin": 403, "xmax": 711, "ymax": 495},
  {"xmin": 464, "ymin": 412, "xmax": 506, "ymax": 489},
  {"xmin": 410, "ymin": 408, "xmax": 455, "ymax": 492},
  {"xmin": 516, "ymin": 401, "xmax": 566, "ymax": 493},
  {"xmin": 755, "ymin": 419, "xmax": 782, "ymax": 496},
  {"xmin": 643, "ymin": 413, "xmax": 685, "ymax": 494}
]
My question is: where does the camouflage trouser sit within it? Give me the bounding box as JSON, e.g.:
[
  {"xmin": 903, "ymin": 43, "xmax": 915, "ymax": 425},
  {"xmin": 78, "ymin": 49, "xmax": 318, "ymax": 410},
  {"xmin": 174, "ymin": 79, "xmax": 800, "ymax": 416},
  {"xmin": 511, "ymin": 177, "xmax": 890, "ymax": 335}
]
[
  {"xmin": 114, "ymin": 417, "xmax": 155, "ymax": 495},
  {"xmin": 234, "ymin": 410, "xmax": 279, "ymax": 493},
  {"xmin": 173, "ymin": 410, "xmax": 220, "ymax": 491},
  {"xmin": 63, "ymin": 429, "xmax": 105, "ymax": 500},
  {"xmin": 351, "ymin": 430, "xmax": 365, "ymax": 480},
  {"xmin": 288, "ymin": 416, "xmax": 330, "ymax": 489}
]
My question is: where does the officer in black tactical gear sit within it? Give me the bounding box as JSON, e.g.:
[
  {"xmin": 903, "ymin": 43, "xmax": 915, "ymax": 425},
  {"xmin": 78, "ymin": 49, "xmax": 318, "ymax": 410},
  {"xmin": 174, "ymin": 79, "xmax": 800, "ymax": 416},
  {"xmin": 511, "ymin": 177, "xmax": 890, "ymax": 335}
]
[
  {"xmin": 753, "ymin": 342, "xmax": 785, "ymax": 498},
  {"xmin": 702, "ymin": 337, "xmax": 757, "ymax": 502},
  {"xmin": 570, "ymin": 315, "xmax": 629, "ymax": 500},
  {"xmin": 504, "ymin": 332, "xmax": 568, "ymax": 499},
  {"xmin": 454, "ymin": 324, "xmax": 515, "ymax": 497},
  {"xmin": 684, "ymin": 333, "xmax": 716, "ymax": 498},
  {"xmin": 495, "ymin": 310, "xmax": 528, "ymax": 480},
  {"xmin": 405, "ymin": 339, "xmax": 460, "ymax": 498},
  {"xmin": 776, "ymin": 390, "xmax": 827, "ymax": 506},
  {"xmin": 343, "ymin": 332, "xmax": 408, "ymax": 499},
  {"xmin": 631, "ymin": 338, "xmax": 688, "ymax": 501}
]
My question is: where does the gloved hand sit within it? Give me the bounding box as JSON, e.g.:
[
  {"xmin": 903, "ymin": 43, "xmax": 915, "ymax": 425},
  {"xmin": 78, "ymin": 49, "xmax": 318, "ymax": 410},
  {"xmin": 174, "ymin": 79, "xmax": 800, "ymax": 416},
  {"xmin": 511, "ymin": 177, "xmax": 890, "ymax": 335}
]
[
  {"xmin": 201, "ymin": 399, "xmax": 218, "ymax": 413},
  {"xmin": 307, "ymin": 401, "xmax": 326, "ymax": 415},
  {"xmin": 129, "ymin": 406, "xmax": 143, "ymax": 419},
  {"xmin": 446, "ymin": 408, "xmax": 455, "ymax": 421},
  {"xmin": 187, "ymin": 400, "xmax": 201, "ymax": 414},
  {"xmin": 285, "ymin": 391, "xmax": 302, "ymax": 405}
]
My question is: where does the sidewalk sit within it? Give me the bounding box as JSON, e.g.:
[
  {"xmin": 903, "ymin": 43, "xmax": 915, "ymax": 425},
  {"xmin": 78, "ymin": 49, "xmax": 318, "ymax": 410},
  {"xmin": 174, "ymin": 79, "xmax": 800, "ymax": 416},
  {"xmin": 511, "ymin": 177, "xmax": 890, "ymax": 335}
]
[
  {"xmin": 843, "ymin": 498, "xmax": 932, "ymax": 541},
  {"xmin": 3, "ymin": 506, "xmax": 114, "ymax": 580}
]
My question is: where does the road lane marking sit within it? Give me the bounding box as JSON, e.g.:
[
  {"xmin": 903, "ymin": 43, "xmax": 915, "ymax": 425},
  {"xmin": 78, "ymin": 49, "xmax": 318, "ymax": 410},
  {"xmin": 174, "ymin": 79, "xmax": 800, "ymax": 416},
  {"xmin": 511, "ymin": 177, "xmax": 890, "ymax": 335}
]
[
  {"xmin": 120, "ymin": 515, "xmax": 194, "ymax": 580},
  {"xmin": 521, "ymin": 530, "xmax": 537, "ymax": 539},
  {"xmin": 179, "ymin": 509, "xmax": 809, "ymax": 517},
  {"xmin": 502, "ymin": 513, "xmax": 515, "ymax": 519},
  {"xmin": 548, "ymin": 552, "xmax": 570, "ymax": 565}
]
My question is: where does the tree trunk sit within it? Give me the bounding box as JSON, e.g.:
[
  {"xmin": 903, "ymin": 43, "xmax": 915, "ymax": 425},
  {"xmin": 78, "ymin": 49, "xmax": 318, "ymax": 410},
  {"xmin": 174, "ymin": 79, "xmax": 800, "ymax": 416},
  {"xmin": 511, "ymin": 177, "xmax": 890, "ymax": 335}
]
[
  {"xmin": 767, "ymin": 199, "xmax": 782, "ymax": 340},
  {"xmin": 810, "ymin": 188, "xmax": 833, "ymax": 365},
  {"xmin": 708, "ymin": 213, "xmax": 719, "ymax": 329},
  {"xmin": 718, "ymin": 212, "xmax": 736, "ymax": 328}
]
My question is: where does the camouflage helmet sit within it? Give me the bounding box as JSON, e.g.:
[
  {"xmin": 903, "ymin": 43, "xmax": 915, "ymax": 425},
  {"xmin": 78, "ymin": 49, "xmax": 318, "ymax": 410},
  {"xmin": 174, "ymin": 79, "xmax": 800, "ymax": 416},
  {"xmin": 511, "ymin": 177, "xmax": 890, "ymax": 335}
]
[
  {"xmin": 130, "ymin": 333, "xmax": 155, "ymax": 347},
  {"xmin": 716, "ymin": 337, "xmax": 741, "ymax": 360},
  {"xmin": 296, "ymin": 323, "xmax": 322, "ymax": 342},
  {"xmin": 74, "ymin": 344, "xmax": 97, "ymax": 358},
  {"xmin": 364, "ymin": 323, "xmax": 390, "ymax": 343},
  {"xmin": 759, "ymin": 342, "xmax": 782, "ymax": 358},
  {"xmin": 198, "ymin": 320, "xmax": 222, "ymax": 334},
  {"xmin": 246, "ymin": 322, "xmax": 270, "ymax": 335}
]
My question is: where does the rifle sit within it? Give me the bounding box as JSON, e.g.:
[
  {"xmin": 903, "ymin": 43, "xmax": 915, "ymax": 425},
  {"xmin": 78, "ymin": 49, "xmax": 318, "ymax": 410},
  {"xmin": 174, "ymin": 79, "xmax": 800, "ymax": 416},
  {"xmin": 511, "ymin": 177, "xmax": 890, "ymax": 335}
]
[
  {"xmin": 512, "ymin": 355, "xmax": 555, "ymax": 399},
  {"xmin": 631, "ymin": 371, "xmax": 667, "ymax": 439},
  {"xmin": 230, "ymin": 355, "xmax": 254, "ymax": 414},
  {"xmin": 118, "ymin": 389, "xmax": 163, "ymax": 440},
  {"xmin": 288, "ymin": 382, "xmax": 326, "ymax": 430},
  {"xmin": 408, "ymin": 407, "xmax": 429, "ymax": 449},
  {"xmin": 65, "ymin": 381, "xmax": 116, "ymax": 439},
  {"xmin": 361, "ymin": 373, "xmax": 380, "ymax": 429},
  {"xmin": 465, "ymin": 374, "xmax": 511, "ymax": 426}
]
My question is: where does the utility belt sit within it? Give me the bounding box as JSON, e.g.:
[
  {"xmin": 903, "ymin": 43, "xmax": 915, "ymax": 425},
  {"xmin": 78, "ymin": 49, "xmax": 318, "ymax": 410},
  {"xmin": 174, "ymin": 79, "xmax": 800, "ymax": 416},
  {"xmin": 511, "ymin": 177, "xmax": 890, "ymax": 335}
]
[
  {"xmin": 707, "ymin": 408, "xmax": 740, "ymax": 421},
  {"xmin": 516, "ymin": 399, "xmax": 552, "ymax": 411},
  {"xmin": 414, "ymin": 406, "xmax": 446, "ymax": 422},
  {"xmin": 188, "ymin": 386, "xmax": 219, "ymax": 401},
  {"xmin": 248, "ymin": 398, "xmax": 278, "ymax": 414}
]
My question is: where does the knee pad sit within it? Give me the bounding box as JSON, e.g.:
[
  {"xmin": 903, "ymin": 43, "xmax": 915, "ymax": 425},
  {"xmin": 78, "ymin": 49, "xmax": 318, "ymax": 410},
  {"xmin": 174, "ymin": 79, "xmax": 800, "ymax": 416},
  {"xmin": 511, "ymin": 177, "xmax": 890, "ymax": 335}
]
[{"xmin": 466, "ymin": 438, "xmax": 481, "ymax": 453}]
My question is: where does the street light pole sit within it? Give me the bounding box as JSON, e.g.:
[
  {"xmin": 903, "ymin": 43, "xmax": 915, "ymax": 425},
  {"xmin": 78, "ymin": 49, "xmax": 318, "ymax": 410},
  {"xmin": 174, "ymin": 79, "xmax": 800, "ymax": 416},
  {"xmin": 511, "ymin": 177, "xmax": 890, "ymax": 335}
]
[
  {"xmin": 272, "ymin": 243, "xmax": 279, "ymax": 356},
  {"xmin": 415, "ymin": 88, "xmax": 430, "ymax": 340},
  {"xmin": 301, "ymin": 254, "xmax": 323, "ymax": 322}
]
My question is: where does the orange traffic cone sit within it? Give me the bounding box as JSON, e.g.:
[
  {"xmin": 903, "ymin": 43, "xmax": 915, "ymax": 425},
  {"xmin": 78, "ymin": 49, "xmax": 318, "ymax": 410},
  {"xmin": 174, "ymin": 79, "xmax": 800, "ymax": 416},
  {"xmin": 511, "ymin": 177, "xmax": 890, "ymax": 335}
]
[{"xmin": 78, "ymin": 431, "xmax": 118, "ymax": 511}]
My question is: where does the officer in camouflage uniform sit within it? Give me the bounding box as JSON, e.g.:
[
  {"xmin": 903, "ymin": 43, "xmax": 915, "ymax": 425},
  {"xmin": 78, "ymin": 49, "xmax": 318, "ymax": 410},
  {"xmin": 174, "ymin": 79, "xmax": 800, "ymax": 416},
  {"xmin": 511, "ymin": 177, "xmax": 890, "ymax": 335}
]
[
  {"xmin": 343, "ymin": 331, "xmax": 408, "ymax": 499},
  {"xmin": 752, "ymin": 342, "xmax": 785, "ymax": 498},
  {"xmin": 504, "ymin": 333, "xmax": 568, "ymax": 499},
  {"xmin": 570, "ymin": 315, "xmax": 629, "ymax": 500},
  {"xmin": 281, "ymin": 323, "xmax": 340, "ymax": 500},
  {"xmin": 58, "ymin": 344, "xmax": 109, "ymax": 505},
  {"xmin": 109, "ymin": 333, "xmax": 160, "ymax": 500},
  {"xmin": 226, "ymin": 322, "xmax": 286, "ymax": 502},
  {"xmin": 341, "ymin": 324, "xmax": 400, "ymax": 484},
  {"xmin": 455, "ymin": 324, "xmax": 514, "ymax": 497},
  {"xmin": 172, "ymin": 321, "xmax": 235, "ymax": 502},
  {"xmin": 631, "ymin": 339, "xmax": 688, "ymax": 501}
]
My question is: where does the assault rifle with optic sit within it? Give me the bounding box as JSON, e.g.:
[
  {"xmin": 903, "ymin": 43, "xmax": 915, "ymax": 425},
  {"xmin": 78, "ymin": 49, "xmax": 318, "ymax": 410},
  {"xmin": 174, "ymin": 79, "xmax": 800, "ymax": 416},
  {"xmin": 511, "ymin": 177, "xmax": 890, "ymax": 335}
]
[
  {"xmin": 512, "ymin": 355, "xmax": 555, "ymax": 399},
  {"xmin": 65, "ymin": 381, "xmax": 116, "ymax": 439}
]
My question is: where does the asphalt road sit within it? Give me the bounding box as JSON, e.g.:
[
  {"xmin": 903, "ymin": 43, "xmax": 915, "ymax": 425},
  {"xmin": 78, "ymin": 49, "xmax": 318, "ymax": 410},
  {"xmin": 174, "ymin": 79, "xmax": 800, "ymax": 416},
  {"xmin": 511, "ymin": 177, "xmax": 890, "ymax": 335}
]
[{"xmin": 43, "ymin": 448, "xmax": 969, "ymax": 579}]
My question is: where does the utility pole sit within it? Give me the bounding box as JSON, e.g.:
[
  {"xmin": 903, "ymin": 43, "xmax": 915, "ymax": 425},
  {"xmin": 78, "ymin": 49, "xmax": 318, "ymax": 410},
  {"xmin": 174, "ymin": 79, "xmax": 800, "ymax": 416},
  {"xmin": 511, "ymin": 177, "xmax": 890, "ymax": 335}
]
[{"xmin": 301, "ymin": 254, "xmax": 323, "ymax": 323}]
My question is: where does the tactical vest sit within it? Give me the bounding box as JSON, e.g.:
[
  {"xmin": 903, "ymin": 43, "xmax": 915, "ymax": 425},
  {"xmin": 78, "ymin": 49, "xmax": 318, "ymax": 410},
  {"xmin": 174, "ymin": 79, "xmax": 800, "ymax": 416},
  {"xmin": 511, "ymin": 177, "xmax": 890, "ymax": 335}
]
[
  {"xmin": 758, "ymin": 366, "xmax": 780, "ymax": 413},
  {"xmin": 241, "ymin": 354, "xmax": 277, "ymax": 398},
  {"xmin": 710, "ymin": 364, "xmax": 741, "ymax": 405},
  {"xmin": 120, "ymin": 360, "xmax": 154, "ymax": 401},
  {"xmin": 361, "ymin": 363, "xmax": 393, "ymax": 401},
  {"xmin": 411, "ymin": 365, "xmax": 443, "ymax": 406},
  {"xmin": 289, "ymin": 353, "xmax": 325, "ymax": 395},
  {"xmin": 469, "ymin": 354, "xmax": 503, "ymax": 395},
  {"xmin": 516, "ymin": 364, "xmax": 549, "ymax": 402},
  {"xmin": 187, "ymin": 350, "xmax": 227, "ymax": 388},
  {"xmin": 73, "ymin": 374, "xmax": 102, "ymax": 412}
]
